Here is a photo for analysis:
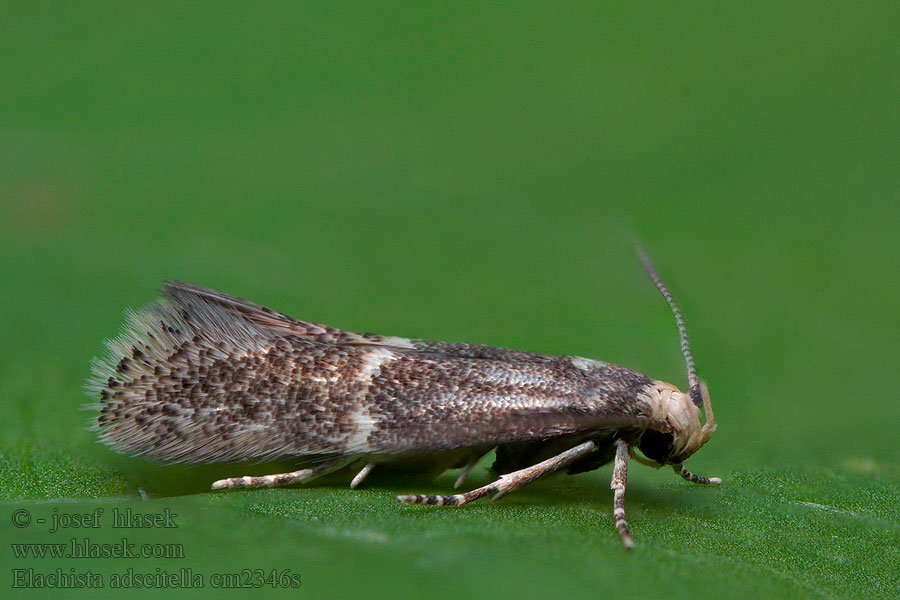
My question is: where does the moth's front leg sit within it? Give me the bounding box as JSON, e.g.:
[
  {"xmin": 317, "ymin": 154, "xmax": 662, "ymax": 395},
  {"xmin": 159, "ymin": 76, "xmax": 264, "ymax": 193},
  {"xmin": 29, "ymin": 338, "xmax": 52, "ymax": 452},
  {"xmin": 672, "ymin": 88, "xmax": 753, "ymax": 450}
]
[
  {"xmin": 396, "ymin": 440, "xmax": 598, "ymax": 506},
  {"xmin": 611, "ymin": 439, "xmax": 633, "ymax": 549},
  {"xmin": 673, "ymin": 465, "xmax": 722, "ymax": 485}
]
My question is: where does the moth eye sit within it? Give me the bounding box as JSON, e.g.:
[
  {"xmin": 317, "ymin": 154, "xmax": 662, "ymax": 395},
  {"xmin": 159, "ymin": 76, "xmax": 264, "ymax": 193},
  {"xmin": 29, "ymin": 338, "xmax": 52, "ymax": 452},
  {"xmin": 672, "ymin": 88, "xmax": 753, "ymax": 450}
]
[{"xmin": 639, "ymin": 431, "xmax": 675, "ymax": 464}]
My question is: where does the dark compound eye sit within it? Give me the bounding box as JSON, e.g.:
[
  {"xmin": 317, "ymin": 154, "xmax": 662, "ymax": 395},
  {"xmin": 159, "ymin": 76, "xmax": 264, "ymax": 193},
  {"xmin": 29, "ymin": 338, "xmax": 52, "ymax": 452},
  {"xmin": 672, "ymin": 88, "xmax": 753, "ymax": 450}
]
[{"xmin": 639, "ymin": 430, "xmax": 675, "ymax": 464}]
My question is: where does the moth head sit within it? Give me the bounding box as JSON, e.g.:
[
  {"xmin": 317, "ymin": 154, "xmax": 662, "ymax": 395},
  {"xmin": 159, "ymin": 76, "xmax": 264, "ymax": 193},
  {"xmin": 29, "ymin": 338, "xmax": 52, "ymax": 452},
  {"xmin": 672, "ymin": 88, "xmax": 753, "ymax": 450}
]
[{"xmin": 639, "ymin": 379, "xmax": 716, "ymax": 465}]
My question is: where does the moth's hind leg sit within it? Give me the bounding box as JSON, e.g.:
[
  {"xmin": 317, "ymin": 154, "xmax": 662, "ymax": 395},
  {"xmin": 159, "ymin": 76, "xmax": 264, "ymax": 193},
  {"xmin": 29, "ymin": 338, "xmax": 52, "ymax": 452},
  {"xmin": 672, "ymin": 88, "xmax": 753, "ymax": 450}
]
[
  {"xmin": 396, "ymin": 441, "xmax": 597, "ymax": 507},
  {"xmin": 673, "ymin": 464, "xmax": 722, "ymax": 485},
  {"xmin": 211, "ymin": 456, "xmax": 356, "ymax": 490}
]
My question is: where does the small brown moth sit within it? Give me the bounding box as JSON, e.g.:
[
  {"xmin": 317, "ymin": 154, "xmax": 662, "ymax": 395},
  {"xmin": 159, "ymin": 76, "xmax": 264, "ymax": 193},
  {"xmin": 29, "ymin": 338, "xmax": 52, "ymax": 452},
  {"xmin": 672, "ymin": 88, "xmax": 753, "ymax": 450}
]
[{"xmin": 88, "ymin": 249, "xmax": 718, "ymax": 549}]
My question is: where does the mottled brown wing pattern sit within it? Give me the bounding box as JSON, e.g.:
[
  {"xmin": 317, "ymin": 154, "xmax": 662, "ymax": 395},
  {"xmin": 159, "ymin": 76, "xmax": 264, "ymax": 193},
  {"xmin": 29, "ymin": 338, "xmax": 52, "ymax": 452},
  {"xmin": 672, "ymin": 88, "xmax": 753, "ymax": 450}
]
[{"xmin": 89, "ymin": 283, "xmax": 664, "ymax": 464}]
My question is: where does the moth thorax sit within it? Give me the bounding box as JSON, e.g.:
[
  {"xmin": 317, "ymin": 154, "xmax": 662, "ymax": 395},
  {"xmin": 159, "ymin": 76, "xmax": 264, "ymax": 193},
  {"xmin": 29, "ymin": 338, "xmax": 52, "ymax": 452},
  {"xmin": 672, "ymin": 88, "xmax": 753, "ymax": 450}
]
[{"xmin": 643, "ymin": 380, "xmax": 704, "ymax": 462}]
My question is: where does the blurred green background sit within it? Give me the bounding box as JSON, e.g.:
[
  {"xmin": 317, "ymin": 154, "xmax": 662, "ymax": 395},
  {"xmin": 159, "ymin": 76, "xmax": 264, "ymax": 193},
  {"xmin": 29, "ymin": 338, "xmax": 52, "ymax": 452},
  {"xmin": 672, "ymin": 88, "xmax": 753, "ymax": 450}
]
[{"xmin": 2, "ymin": 2, "xmax": 898, "ymax": 598}]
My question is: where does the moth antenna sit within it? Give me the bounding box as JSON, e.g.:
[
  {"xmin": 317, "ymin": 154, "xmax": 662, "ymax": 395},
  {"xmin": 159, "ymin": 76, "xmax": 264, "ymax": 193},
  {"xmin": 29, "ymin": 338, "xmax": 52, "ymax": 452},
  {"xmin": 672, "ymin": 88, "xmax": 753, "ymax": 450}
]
[{"xmin": 636, "ymin": 246, "xmax": 701, "ymax": 407}]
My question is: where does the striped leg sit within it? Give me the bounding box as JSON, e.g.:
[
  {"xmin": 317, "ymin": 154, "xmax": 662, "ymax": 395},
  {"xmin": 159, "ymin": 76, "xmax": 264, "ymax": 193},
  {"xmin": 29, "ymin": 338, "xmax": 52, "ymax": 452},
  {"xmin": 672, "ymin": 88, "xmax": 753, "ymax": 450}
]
[
  {"xmin": 611, "ymin": 439, "xmax": 634, "ymax": 550},
  {"xmin": 673, "ymin": 465, "xmax": 722, "ymax": 485},
  {"xmin": 211, "ymin": 457, "xmax": 354, "ymax": 490},
  {"xmin": 397, "ymin": 441, "xmax": 598, "ymax": 506}
]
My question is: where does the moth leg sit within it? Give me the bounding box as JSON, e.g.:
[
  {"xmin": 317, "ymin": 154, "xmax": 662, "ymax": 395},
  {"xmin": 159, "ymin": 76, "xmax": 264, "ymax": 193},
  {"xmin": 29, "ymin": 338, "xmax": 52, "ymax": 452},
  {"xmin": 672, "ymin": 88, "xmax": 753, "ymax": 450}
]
[
  {"xmin": 211, "ymin": 456, "xmax": 355, "ymax": 490},
  {"xmin": 628, "ymin": 447, "xmax": 661, "ymax": 468},
  {"xmin": 349, "ymin": 462, "xmax": 376, "ymax": 489},
  {"xmin": 611, "ymin": 439, "xmax": 634, "ymax": 550},
  {"xmin": 673, "ymin": 465, "xmax": 722, "ymax": 485},
  {"xmin": 397, "ymin": 440, "xmax": 597, "ymax": 507},
  {"xmin": 454, "ymin": 456, "xmax": 480, "ymax": 489}
]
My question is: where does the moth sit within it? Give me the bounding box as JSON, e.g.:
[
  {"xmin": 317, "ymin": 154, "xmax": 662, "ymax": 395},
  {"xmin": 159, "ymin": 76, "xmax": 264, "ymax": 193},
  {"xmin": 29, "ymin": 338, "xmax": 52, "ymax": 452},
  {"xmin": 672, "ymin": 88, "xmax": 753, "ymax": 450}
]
[{"xmin": 88, "ymin": 250, "xmax": 718, "ymax": 549}]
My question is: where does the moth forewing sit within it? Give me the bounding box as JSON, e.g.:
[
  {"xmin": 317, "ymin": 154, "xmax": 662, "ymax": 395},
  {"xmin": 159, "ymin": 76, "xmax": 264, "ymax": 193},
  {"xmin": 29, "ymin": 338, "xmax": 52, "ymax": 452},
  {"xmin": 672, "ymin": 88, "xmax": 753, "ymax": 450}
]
[{"xmin": 88, "ymin": 249, "xmax": 719, "ymax": 550}]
